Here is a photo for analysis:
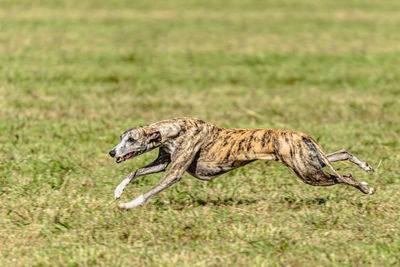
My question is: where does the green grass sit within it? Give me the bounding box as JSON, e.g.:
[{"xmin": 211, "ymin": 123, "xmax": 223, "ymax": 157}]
[{"xmin": 1, "ymin": 0, "xmax": 399, "ymax": 265}]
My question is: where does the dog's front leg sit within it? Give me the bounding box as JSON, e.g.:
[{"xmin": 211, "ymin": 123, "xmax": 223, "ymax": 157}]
[
  {"xmin": 114, "ymin": 163, "xmax": 169, "ymax": 199},
  {"xmin": 114, "ymin": 149, "xmax": 170, "ymax": 199},
  {"xmin": 117, "ymin": 167, "xmax": 182, "ymax": 209},
  {"xmin": 118, "ymin": 147, "xmax": 200, "ymax": 210}
]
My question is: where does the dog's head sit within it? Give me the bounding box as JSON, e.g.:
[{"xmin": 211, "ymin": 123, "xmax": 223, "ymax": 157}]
[{"xmin": 109, "ymin": 126, "xmax": 161, "ymax": 164}]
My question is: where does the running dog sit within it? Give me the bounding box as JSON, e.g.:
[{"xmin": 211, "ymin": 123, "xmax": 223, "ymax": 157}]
[{"xmin": 109, "ymin": 117, "xmax": 375, "ymax": 210}]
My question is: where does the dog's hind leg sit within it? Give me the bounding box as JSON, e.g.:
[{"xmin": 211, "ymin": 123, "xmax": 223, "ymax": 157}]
[
  {"xmin": 327, "ymin": 149, "xmax": 374, "ymax": 172},
  {"xmin": 114, "ymin": 149, "xmax": 171, "ymax": 199},
  {"xmin": 304, "ymin": 137, "xmax": 375, "ymax": 194},
  {"xmin": 286, "ymin": 157, "xmax": 375, "ymax": 194},
  {"xmin": 280, "ymin": 136, "xmax": 375, "ymax": 194}
]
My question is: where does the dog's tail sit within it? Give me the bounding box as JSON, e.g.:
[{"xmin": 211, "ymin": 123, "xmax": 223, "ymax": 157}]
[{"xmin": 302, "ymin": 136, "xmax": 344, "ymax": 181}]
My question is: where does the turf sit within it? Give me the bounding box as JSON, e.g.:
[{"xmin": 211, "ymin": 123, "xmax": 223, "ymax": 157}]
[{"xmin": 1, "ymin": 0, "xmax": 399, "ymax": 266}]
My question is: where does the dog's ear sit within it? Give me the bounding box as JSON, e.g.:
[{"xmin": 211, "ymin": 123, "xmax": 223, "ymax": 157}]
[{"xmin": 147, "ymin": 131, "xmax": 161, "ymax": 143}]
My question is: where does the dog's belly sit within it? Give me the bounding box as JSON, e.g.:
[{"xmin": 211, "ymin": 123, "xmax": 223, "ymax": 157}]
[{"xmin": 186, "ymin": 160, "xmax": 253, "ymax": 180}]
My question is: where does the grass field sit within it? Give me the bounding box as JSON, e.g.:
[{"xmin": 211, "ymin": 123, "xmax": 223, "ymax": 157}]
[{"xmin": 1, "ymin": 0, "xmax": 400, "ymax": 265}]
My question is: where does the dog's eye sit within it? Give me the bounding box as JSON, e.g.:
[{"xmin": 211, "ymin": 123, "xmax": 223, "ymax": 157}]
[{"xmin": 128, "ymin": 137, "xmax": 135, "ymax": 143}]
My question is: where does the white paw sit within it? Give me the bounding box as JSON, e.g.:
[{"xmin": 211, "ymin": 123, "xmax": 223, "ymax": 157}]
[
  {"xmin": 361, "ymin": 181, "xmax": 375, "ymax": 195},
  {"xmin": 117, "ymin": 203, "xmax": 127, "ymax": 210},
  {"xmin": 117, "ymin": 195, "xmax": 145, "ymax": 210},
  {"xmin": 368, "ymin": 187, "xmax": 375, "ymax": 195},
  {"xmin": 362, "ymin": 163, "xmax": 375, "ymax": 173},
  {"xmin": 114, "ymin": 178, "xmax": 130, "ymax": 199}
]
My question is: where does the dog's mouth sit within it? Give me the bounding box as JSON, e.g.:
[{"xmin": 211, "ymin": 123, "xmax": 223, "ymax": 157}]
[{"xmin": 116, "ymin": 151, "xmax": 139, "ymax": 163}]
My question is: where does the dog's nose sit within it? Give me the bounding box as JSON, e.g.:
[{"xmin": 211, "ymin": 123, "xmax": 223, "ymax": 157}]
[{"xmin": 109, "ymin": 150, "xmax": 116, "ymax": 157}]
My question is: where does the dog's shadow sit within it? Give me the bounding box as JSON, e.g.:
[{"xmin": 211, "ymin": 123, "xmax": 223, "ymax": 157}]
[
  {"xmin": 282, "ymin": 196, "xmax": 328, "ymax": 205},
  {"xmin": 153, "ymin": 197, "xmax": 261, "ymax": 208},
  {"xmin": 195, "ymin": 197, "xmax": 259, "ymax": 206},
  {"xmin": 153, "ymin": 196, "xmax": 329, "ymax": 208}
]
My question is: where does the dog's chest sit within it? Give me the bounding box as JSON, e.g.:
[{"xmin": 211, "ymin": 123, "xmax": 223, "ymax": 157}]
[
  {"xmin": 162, "ymin": 140, "xmax": 177, "ymax": 155},
  {"xmin": 186, "ymin": 160, "xmax": 242, "ymax": 180}
]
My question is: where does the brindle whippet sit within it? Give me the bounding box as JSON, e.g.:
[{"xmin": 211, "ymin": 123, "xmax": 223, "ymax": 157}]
[{"xmin": 109, "ymin": 117, "xmax": 375, "ymax": 210}]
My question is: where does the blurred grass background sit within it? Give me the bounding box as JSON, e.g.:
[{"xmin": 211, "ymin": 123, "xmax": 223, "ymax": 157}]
[{"xmin": 0, "ymin": 0, "xmax": 399, "ymax": 266}]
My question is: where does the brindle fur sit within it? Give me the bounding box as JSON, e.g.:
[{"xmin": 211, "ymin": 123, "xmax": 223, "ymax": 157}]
[{"xmin": 109, "ymin": 117, "xmax": 375, "ymax": 210}]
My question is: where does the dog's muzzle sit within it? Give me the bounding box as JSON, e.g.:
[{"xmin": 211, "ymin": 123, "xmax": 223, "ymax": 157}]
[
  {"xmin": 109, "ymin": 149, "xmax": 116, "ymax": 157},
  {"xmin": 116, "ymin": 151, "xmax": 138, "ymax": 163}
]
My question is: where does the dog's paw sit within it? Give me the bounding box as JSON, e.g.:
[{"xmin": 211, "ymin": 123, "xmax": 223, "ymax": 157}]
[
  {"xmin": 114, "ymin": 178, "xmax": 130, "ymax": 199},
  {"xmin": 116, "ymin": 195, "xmax": 145, "ymax": 210},
  {"xmin": 368, "ymin": 187, "xmax": 375, "ymax": 195},
  {"xmin": 363, "ymin": 162, "xmax": 375, "ymax": 173},
  {"xmin": 117, "ymin": 203, "xmax": 127, "ymax": 210},
  {"xmin": 361, "ymin": 181, "xmax": 375, "ymax": 195},
  {"xmin": 114, "ymin": 184, "xmax": 125, "ymax": 199}
]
